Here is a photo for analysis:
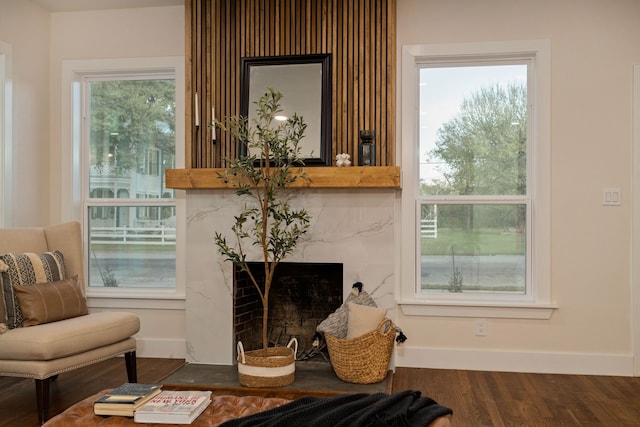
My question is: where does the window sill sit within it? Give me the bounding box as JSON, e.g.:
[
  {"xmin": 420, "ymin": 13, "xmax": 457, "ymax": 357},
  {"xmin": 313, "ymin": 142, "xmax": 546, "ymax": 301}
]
[
  {"xmin": 87, "ymin": 289, "xmax": 186, "ymax": 310},
  {"xmin": 398, "ymin": 299, "xmax": 558, "ymax": 319}
]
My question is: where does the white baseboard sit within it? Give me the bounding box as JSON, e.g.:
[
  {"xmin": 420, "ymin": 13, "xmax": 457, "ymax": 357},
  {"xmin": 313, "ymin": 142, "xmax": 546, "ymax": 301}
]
[
  {"xmin": 394, "ymin": 346, "xmax": 635, "ymax": 376},
  {"xmin": 134, "ymin": 338, "xmax": 186, "ymax": 359}
]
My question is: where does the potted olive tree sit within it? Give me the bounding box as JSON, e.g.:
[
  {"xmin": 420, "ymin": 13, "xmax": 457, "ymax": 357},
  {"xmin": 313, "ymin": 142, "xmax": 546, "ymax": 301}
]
[{"xmin": 213, "ymin": 88, "xmax": 311, "ymax": 387}]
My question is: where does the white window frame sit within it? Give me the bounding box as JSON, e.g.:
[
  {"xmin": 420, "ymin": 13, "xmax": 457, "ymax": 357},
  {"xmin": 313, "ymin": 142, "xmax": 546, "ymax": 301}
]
[
  {"xmin": 398, "ymin": 40, "xmax": 556, "ymax": 319},
  {"xmin": 0, "ymin": 40, "xmax": 12, "ymax": 227},
  {"xmin": 61, "ymin": 57, "xmax": 185, "ymax": 308}
]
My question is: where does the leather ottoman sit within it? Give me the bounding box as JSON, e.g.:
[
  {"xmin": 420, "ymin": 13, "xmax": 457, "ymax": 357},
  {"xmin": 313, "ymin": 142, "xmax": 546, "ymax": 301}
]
[{"xmin": 43, "ymin": 389, "xmax": 291, "ymax": 426}]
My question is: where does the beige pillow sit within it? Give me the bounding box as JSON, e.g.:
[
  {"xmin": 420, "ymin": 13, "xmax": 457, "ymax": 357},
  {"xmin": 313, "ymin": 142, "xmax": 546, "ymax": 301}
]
[
  {"xmin": 1, "ymin": 250, "xmax": 66, "ymax": 329},
  {"xmin": 346, "ymin": 302, "xmax": 388, "ymax": 339},
  {"xmin": 316, "ymin": 287, "xmax": 378, "ymax": 339},
  {"xmin": 13, "ymin": 276, "xmax": 88, "ymax": 327}
]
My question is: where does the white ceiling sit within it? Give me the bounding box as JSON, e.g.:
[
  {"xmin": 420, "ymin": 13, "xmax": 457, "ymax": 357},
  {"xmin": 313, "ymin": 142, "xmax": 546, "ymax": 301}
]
[{"xmin": 31, "ymin": 0, "xmax": 184, "ymax": 12}]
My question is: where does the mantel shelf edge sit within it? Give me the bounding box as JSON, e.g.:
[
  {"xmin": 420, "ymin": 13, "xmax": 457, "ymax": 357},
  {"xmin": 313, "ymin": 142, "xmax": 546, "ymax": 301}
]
[{"xmin": 165, "ymin": 166, "xmax": 401, "ymax": 189}]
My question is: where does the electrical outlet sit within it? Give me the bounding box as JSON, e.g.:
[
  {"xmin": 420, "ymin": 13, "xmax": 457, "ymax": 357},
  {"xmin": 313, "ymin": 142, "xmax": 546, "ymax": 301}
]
[{"xmin": 475, "ymin": 318, "xmax": 487, "ymax": 336}]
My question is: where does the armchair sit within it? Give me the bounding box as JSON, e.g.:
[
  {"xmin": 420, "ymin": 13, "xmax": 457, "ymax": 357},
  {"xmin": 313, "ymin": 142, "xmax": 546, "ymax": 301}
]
[{"xmin": 0, "ymin": 221, "xmax": 140, "ymax": 424}]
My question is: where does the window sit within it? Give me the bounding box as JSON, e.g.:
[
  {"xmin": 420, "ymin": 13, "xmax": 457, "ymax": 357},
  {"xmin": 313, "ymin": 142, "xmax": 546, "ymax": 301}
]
[
  {"xmin": 0, "ymin": 40, "xmax": 11, "ymax": 227},
  {"xmin": 419, "ymin": 64, "xmax": 529, "ymax": 296},
  {"xmin": 400, "ymin": 41, "xmax": 554, "ymax": 318},
  {"xmin": 85, "ymin": 76, "xmax": 176, "ymax": 289},
  {"xmin": 61, "ymin": 57, "xmax": 185, "ymax": 298}
]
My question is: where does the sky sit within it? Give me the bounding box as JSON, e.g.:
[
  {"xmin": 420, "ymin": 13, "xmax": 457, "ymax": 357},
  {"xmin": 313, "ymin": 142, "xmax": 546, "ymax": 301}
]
[{"xmin": 419, "ymin": 64, "xmax": 527, "ymax": 185}]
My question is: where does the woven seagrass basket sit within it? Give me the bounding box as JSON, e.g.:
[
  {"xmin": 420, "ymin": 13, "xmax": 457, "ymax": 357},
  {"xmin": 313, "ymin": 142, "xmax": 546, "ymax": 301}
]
[
  {"xmin": 325, "ymin": 318, "xmax": 395, "ymax": 384},
  {"xmin": 237, "ymin": 338, "xmax": 297, "ymax": 388}
]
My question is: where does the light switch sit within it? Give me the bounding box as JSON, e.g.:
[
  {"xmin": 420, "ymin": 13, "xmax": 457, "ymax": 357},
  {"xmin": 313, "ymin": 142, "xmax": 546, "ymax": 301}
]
[{"xmin": 603, "ymin": 188, "xmax": 621, "ymax": 206}]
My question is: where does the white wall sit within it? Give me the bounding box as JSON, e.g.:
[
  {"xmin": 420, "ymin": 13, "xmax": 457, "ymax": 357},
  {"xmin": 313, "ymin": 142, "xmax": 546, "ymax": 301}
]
[
  {"xmin": 2, "ymin": 0, "xmax": 639, "ymax": 373},
  {"xmin": 395, "ymin": 0, "xmax": 640, "ymax": 375},
  {"xmin": 47, "ymin": 5, "xmax": 186, "ymax": 358},
  {"xmin": 48, "ymin": 5, "xmax": 185, "ymax": 225},
  {"xmin": 0, "ymin": 1, "xmax": 51, "ymax": 226}
]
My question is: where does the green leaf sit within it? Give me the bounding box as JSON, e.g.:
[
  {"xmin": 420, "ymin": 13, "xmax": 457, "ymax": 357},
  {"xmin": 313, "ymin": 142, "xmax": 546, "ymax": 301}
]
[{"xmin": 213, "ymin": 88, "xmax": 313, "ymax": 350}]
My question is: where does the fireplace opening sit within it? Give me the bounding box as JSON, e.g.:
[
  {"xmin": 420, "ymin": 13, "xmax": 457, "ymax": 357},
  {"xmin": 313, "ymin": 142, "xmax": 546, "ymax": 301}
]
[{"xmin": 233, "ymin": 262, "xmax": 343, "ymax": 361}]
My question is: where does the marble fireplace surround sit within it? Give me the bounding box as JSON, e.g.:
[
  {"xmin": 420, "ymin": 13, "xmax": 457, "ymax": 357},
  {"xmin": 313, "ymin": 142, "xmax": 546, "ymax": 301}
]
[{"xmin": 184, "ymin": 188, "xmax": 398, "ymax": 364}]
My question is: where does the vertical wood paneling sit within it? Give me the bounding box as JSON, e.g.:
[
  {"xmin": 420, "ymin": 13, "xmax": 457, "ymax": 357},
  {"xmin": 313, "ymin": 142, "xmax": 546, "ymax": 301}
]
[
  {"xmin": 386, "ymin": 0, "xmax": 396, "ymax": 165},
  {"xmin": 185, "ymin": 0, "xmax": 193, "ymax": 166},
  {"xmin": 374, "ymin": 0, "xmax": 380, "ymax": 146},
  {"xmin": 346, "ymin": 0, "xmax": 354, "ymax": 159},
  {"xmin": 187, "ymin": 0, "xmax": 395, "ymax": 168}
]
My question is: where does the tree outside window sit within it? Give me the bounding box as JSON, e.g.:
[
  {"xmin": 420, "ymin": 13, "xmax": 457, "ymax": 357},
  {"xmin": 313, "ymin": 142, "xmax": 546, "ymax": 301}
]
[
  {"xmin": 86, "ymin": 76, "xmax": 177, "ymax": 288},
  {"xmin": 418, "ymin": 64, "xmax": 529, "ymax": 295}
]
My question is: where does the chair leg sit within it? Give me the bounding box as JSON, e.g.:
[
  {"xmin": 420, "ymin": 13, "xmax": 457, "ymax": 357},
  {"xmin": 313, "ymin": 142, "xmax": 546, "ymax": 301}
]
[
  {"xmin": 33, "ymin": 354, "xmax": 136, "ymax": 424},
  {"xmin": 35, "ymin": 378, "xmax": 51, "ymax": 425},
  {"xmin": 125, "ymin": 350, "xmax": 137, "ymax": 382}
]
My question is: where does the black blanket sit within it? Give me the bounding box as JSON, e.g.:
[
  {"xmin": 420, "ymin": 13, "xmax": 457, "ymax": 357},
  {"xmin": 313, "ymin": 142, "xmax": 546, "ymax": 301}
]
[{"xmin": 220, "ymin": 390, "xmax": 453, "ymax": 427}]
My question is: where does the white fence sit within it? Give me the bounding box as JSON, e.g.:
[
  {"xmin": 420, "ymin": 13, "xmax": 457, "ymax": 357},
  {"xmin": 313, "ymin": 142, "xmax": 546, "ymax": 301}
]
[
  {"xmin": 91, "ymin": 226, "xmax": 176, "ymax": 246},
  {"xmin": 421, "ymin": 219, "xmax": 437, "ymax": 238}
]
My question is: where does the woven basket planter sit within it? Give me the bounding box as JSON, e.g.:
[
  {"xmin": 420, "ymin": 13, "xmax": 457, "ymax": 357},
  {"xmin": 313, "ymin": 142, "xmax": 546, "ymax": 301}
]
[
  {"xmin": 237, "ymin": 338, "xmax": 297, "ymax": 388},
  {"xmin": 325, "ymin": 318, "xmax": 395, "ymax": 384}
]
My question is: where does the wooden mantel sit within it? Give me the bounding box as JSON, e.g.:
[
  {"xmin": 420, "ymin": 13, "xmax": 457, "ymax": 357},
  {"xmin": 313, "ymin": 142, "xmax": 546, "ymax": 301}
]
[{"xmin": 165, "ymin": 166, "xmax": 401, "ymax": 189}]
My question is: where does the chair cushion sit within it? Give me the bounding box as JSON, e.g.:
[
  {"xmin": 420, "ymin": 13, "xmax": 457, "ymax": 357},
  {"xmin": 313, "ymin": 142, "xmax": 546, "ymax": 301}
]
[
  {"xmin": 0, "ymin": 251, "xmax": 66, "ymax": 329},
  {"xmin": 13, "ymin": 276, "xmax": 88, "ymax": 327},
  {"xmin": 0, "ymin": 311, "xmax": 140, "ymax": 360}
]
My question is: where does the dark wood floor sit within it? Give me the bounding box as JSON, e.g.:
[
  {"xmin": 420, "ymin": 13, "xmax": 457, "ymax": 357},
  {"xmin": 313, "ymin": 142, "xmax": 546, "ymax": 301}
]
[
  {"xmin": 0, "ymin": 357, "xmax": 185, "ymax": 427},
  {"xmin": 393, "ymin": 367, "xmax": 640, "ymax": 427},
  {"xmin": 1, "ymin": 359, "xmax": 639, "ymax": 426}
]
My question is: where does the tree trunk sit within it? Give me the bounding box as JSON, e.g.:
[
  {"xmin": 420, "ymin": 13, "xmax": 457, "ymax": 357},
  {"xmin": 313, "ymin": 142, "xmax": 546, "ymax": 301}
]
[{"xmin": 262, "ymin": 292, "xmax": 269, "ymax": 350}]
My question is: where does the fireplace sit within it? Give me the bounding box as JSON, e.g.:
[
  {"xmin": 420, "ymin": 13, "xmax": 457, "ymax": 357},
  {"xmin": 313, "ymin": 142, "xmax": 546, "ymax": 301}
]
[
  {"xmin": 184, "ymin": 189, "xmax": 396, "ymax": 364},
  {"xmin": 234, "ymin": 262, "xmax": 343, "ymax": 359}
]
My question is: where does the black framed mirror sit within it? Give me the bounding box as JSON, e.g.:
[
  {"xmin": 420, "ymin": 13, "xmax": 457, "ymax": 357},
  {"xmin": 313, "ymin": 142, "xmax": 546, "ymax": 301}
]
[{"xmin": 240, "ymin": 54, "xmax": 332, "ymax": 166}]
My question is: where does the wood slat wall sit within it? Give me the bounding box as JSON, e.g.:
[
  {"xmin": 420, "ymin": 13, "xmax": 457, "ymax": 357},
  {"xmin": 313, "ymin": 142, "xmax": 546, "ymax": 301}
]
[{"xmin": 186, "ymin": 0, "xmax": 396, "ymax": 168}]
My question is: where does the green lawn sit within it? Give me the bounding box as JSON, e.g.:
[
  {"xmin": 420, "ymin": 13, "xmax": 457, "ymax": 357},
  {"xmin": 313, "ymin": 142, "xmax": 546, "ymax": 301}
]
[{"xmin": 421, "ymin": 227, "xmax": 525, "ymax": 256}]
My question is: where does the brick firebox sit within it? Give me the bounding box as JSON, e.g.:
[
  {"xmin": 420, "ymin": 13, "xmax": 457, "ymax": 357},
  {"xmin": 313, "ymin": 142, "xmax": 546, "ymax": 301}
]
[{"xmin": 233, "ymin": 262, "xmax": 343, "ymax": 357}]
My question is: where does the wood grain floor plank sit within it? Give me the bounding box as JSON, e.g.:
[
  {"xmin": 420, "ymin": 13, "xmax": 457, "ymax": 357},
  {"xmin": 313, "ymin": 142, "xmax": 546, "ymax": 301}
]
[
  {"xmin": 392, "ymin": 368, "xmax": 640, "ymax": 427},
  {"xmin": 2, "ymin": 361, "xmax": 639, "ymax": 426},
  {"xmin": 0, "ymin": 357, "xmax": 185, "ymax": 427}
]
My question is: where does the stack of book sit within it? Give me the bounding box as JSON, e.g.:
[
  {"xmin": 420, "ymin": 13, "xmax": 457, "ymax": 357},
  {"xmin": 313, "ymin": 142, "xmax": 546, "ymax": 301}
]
[
  {"xmin": 134, "ymin": 390, "xmax": 212, "ymax": 424},
  {"xmin": 93, "ymin": 383, "xmax": 162, "ymax": 417}
]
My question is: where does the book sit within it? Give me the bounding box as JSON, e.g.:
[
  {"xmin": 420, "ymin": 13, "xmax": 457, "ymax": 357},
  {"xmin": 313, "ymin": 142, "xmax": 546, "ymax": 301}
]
[
  {"xmin": 133, "ymin": 390, "xmax": 212, "ymax": 424},
  {"xmin": 93, "ymin": 383, "xmax": 163, "ymax": 417}
]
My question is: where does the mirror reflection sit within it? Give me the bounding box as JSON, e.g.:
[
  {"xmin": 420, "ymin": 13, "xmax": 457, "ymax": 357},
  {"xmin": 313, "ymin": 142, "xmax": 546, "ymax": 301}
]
[{"xmin": 240, "ymin": 54, "xmax": 332, "ymax": 166}]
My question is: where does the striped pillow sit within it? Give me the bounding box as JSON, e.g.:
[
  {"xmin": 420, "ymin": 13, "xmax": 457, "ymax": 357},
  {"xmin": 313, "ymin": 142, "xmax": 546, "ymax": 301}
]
[
  {"xmin": 0, "ymin": 285, "xmax": 7, "ymax": 332},
  {"xmin": 0, "ymin": 251, "xmax": 66, "ymax": 329}
]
